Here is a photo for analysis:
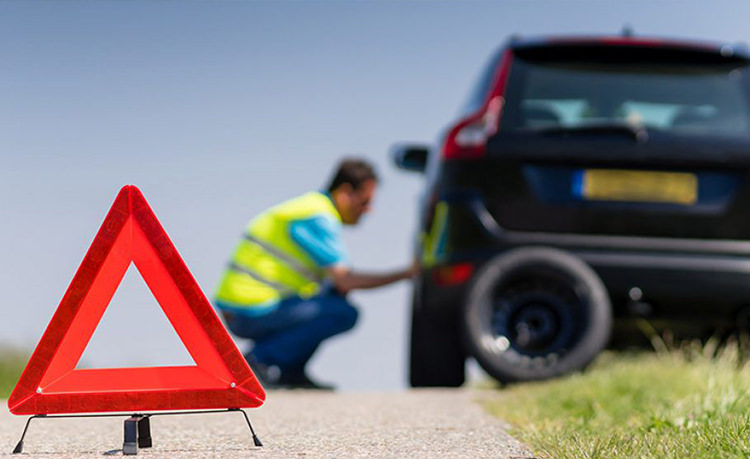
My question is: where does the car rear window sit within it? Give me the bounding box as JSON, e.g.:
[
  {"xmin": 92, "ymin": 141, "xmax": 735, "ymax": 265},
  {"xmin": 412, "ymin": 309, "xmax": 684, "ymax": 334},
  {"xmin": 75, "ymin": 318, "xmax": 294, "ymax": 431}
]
[{"xmin": 501, "ymin": 44, "xmax": 750, "ymax": 138}]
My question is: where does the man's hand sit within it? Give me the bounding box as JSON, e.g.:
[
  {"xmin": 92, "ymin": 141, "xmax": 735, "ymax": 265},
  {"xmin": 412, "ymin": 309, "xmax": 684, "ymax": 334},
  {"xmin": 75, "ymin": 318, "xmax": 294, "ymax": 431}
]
[
  {"xmin": 326, "ymin": 263, "xmax": 417, "ymax": 294},
  {"xmin": 408, "ymin": 258, "xmax": 420, "ymax": 279}
]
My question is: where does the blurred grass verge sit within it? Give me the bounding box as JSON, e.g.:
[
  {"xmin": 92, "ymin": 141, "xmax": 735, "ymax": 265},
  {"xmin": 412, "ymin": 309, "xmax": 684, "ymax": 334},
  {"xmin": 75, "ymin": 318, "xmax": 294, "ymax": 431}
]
[
  {"xmin": 483, "ymin": 335, "xmax": 750, "ymax": 458},
  {"xmin": 0, "ymin": 347, "xmax": 27, "ymax": 399}
]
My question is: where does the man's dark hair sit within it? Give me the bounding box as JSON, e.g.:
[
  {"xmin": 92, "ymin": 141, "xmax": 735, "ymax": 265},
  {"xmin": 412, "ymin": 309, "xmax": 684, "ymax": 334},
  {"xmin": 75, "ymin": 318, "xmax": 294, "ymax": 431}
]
[{"xmin": 326, "ymin": 158, "xmax": 378, "ymax": 192}]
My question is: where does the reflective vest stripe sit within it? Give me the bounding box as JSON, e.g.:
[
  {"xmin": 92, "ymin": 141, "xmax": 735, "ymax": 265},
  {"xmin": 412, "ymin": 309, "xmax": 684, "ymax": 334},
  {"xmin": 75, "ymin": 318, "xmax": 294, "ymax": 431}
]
[
  {"xmin": 242, "ymin": 233, "xmax": 322, "ymax": 283},
  {"xmin": 227, "ymin": 262, "xmax": 295, "ymax": 295}
]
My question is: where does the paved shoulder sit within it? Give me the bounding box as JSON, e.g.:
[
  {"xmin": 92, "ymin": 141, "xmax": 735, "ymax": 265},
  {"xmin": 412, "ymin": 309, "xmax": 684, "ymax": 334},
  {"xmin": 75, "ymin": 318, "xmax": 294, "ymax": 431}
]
[
  {"xmin": 0, "ymin": 389, "xmax": 532, "ymax": 458},
  {"xmin": 258, "ymin": 388, "xmax": 532, "ymax": 458}
]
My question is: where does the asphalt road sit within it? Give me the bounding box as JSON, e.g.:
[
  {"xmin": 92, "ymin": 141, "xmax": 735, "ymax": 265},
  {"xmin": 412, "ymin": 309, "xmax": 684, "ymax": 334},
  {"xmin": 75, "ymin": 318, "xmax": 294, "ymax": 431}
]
[{"xmin": 1, "ymin": 389, "xmax": 533, "ymax": 458}]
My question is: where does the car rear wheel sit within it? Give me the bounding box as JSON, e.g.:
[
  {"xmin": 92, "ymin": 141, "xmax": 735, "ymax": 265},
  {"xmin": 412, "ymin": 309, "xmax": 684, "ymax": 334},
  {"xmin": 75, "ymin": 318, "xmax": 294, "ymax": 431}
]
[{"xmin": 463, "ymin": 247, "xmax": 612, "ymax": 383}]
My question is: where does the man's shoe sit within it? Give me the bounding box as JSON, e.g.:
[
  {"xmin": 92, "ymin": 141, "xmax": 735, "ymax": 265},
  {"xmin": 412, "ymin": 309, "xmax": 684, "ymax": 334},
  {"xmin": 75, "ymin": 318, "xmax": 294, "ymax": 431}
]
[
  {"xmin": 244, "ymin": 354, "xmax": 334, "ymax": 390},
  {"xmin": 244, "ymin": 353, "xmax": 282, "ymax": 388},
  {"xmin": 276, "ymin": 373, "xmax": 336, "ymax": 391}
]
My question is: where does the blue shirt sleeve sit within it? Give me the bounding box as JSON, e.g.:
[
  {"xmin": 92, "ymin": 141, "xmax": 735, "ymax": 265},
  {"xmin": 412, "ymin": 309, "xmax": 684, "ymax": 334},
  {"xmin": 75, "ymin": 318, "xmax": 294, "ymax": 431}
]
[{"xmin": 289, "ymin": 215, "xmax": 349, "ymax": 267}]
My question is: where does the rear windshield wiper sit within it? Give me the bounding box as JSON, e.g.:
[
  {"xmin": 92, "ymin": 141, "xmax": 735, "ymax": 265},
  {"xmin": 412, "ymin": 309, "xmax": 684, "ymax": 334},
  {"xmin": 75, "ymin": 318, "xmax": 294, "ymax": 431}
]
[{"xmin": 532, "ymin": 123, "xmax": 650, "ymax": 142}]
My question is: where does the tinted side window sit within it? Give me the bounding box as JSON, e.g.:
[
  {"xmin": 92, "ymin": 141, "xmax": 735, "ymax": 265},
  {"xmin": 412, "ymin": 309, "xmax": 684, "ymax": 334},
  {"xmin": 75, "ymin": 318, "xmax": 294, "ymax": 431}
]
[{"xmin": 458, "ymin": 49, "xmax": 504, "ymax": 117}]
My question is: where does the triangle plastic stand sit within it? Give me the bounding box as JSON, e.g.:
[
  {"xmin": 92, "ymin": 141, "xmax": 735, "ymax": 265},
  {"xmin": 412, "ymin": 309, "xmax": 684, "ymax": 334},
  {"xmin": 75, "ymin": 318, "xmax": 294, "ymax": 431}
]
[{"xmin": 8, "ymin": 185, "xmax": 265, "ymax": 415}]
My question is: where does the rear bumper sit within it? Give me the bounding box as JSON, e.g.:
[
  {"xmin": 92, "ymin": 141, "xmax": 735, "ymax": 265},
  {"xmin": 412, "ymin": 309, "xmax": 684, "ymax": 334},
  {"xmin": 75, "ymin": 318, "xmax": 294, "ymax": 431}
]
[
  {"xmin": 465, "ymin": 194, "xmax": 750, "ymax": 256},
  {"xmin": 419, "ymin": 195, "xmax": 750, "ymax": 329}
]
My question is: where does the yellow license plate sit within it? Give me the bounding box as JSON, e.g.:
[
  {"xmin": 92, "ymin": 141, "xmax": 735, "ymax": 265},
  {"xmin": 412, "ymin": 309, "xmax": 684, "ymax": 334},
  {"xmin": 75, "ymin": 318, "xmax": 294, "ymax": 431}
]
[{"xmin": 581, "ymin": 169, "xmax": 697, "ymax": 205}]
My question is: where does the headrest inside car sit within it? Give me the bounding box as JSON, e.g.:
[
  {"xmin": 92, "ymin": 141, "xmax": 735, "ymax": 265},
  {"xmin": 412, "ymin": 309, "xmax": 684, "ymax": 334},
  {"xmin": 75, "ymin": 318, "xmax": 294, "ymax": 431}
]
[{"xmin": 521, "ymin": 106, "xmax": 561, "ymax": 128}]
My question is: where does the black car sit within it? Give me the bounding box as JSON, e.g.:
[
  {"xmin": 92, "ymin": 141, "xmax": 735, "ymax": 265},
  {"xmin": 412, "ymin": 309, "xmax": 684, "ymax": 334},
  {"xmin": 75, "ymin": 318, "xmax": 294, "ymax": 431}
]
[{"xmin": 394, "ymin": 35, "xmax": 750, "ymax": 386}]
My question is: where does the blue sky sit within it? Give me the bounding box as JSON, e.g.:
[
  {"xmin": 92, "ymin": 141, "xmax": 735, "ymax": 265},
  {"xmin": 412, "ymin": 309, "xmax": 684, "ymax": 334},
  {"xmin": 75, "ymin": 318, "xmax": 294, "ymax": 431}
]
[{"xmin": 3, "ymin": 0, "xmax": 750, "ymax": 390}]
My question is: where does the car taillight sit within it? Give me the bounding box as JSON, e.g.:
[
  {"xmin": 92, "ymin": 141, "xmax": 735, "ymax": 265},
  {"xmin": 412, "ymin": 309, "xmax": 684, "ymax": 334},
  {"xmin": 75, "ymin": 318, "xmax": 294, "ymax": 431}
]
[
  {"xmin": 442, "ymin": 50, "xmax": 514, "ymax": 160},
  {"xmin": 443, "ymin": 96, "xmax": 504, "ymax": 159},
  {"xmin": 433, "ymin": 262, "xmax": 475, "ymax": 287}
]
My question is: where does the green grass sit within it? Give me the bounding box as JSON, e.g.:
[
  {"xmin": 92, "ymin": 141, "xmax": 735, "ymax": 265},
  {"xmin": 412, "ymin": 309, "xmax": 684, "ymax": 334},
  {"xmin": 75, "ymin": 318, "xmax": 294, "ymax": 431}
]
[
  {"xmin": 484, "ymin": 339, "xmax": 750, "ymax": 458},
  {"xmin": 0, "ymin": 348, "xmax": 27, "ymax": 399}
]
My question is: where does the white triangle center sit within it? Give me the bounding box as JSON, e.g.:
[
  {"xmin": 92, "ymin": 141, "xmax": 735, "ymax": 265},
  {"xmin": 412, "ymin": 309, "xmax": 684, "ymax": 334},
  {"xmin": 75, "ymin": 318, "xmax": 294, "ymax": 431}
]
[{"xmin": 77, "ymin": 262, "xmax": 197, "ymax": 368}]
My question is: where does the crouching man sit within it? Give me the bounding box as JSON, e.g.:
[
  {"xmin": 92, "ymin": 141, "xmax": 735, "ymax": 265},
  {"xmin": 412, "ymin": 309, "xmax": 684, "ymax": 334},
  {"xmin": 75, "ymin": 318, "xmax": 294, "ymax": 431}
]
[{"xmin": 215, "ymin": 158, "xmax": 415, "ymax": 389}]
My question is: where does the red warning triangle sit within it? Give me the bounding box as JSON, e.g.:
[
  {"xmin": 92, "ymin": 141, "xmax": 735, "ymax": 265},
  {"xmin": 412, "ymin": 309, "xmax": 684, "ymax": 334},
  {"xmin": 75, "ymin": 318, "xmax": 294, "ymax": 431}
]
[{"xmin": 8, "ymin": 186, "xmax": 265, "ymax": 415}]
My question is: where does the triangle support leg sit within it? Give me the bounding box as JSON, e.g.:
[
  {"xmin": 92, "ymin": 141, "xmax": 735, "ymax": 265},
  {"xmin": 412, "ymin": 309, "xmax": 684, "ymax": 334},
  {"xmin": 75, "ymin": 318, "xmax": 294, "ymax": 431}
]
[
  {"xmin": 10, "ymin": 409, "xmax": 260, "ymax": 455},
  {"xmin": 12, "ymin": 415, "xmax": 43, "ymax": 454},
  {"xmin": 123, "ymin": 415, "xmax": 142, "ymax": 455},
  {"xmin": 137, "ymin": 415, "xmax": 152, "ymax": 448},
  {"xmin": 232, "ymin": 408, "xmax": 263, "ymax": 447}
]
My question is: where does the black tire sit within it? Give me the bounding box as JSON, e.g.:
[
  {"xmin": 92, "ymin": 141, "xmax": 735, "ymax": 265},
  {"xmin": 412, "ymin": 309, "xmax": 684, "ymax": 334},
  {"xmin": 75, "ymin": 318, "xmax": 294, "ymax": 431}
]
[
  {"xmin": 409, "ymin": 289, "xmax": 466, "ymax": 387},
  {"xmin": 463, "ymin": 247, "xmax": 612, "ymax": 383}
]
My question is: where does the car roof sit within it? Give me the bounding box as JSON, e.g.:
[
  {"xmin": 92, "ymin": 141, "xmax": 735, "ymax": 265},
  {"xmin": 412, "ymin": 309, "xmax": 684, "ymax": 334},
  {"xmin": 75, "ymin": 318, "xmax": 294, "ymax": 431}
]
[{"xmin": 508, "ymin": 35, "xmax": 750, "ymax": 60}]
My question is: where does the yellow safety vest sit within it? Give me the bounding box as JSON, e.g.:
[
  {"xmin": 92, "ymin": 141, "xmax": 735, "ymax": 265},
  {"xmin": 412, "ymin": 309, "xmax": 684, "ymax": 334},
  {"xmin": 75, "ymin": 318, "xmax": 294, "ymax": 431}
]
[{"xmin": 215, "ymin": 191, "xmax": 341, "ymax": 311}]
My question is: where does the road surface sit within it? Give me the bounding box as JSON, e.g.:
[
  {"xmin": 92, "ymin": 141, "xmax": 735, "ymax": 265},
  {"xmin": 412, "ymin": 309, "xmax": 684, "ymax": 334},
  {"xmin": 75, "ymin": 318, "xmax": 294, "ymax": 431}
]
[{"xmin": 1, "ymin": 389, "xmax": 533, "ymax": 458}]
